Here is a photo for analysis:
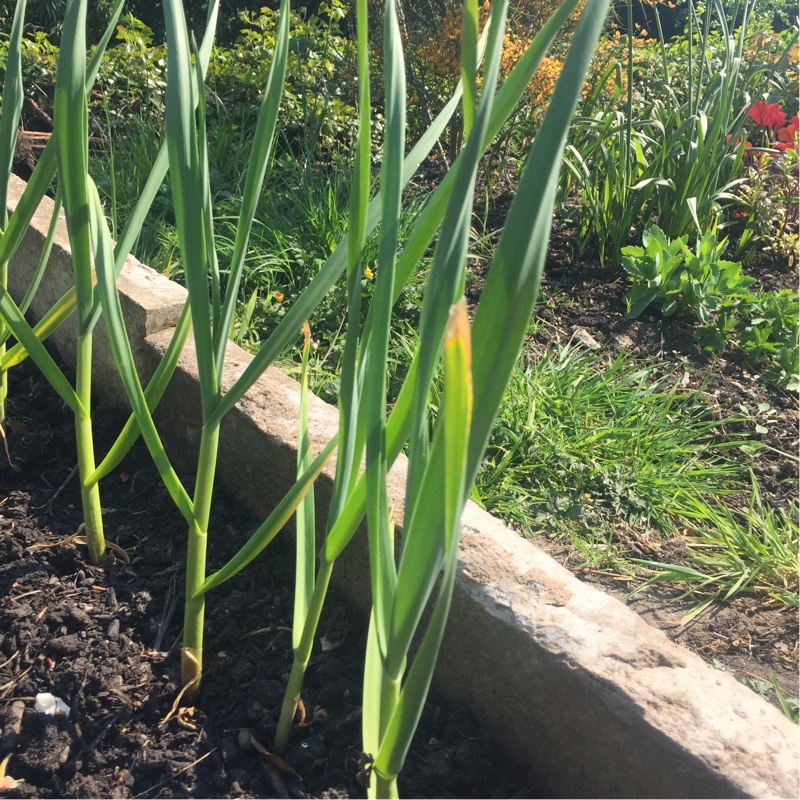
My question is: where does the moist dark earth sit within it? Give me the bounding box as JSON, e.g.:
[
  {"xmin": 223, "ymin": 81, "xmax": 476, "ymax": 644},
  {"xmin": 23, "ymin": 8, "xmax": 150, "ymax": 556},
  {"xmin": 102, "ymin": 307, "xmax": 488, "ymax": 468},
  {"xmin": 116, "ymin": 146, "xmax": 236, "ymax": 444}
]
[{"xmin": 0, "ymin": 362, "xmax": 530, "ymax": 799}]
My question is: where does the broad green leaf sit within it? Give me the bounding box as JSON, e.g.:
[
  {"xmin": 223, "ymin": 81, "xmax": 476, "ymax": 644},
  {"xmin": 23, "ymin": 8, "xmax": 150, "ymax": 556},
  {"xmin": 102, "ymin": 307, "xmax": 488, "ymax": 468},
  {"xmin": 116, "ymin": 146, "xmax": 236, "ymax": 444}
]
[
  {"xmin": 54, "ymin": 0, "xmax": 94, "ymax": 335},
  {"xmin": 328, "ymin": 0, "xmax": 373, "ymax": 524},
  {"xmin": 0, "ymin": 287, "xmax": 83, "ymax": 416},
  {"xmin": 374, "ymin": 300, "xmax": 473, "ymax": 781},
  {"xmin": 363, "ymin": 0, "xmax": 406, "ymax": 662},
  {"xmin": 163, "ymin": 0, "xmax": 218, "ymax": 419},
  {"xmin": 0, "ymin": 0, "xmax": 27, "ymax": 230},
  {"xmin": 214, "ymin": 0, "xmax": 290, "ymax": 375},
  {"xmin": 293, "ymin": 322, "xmax": 316, "ymax": 651}
]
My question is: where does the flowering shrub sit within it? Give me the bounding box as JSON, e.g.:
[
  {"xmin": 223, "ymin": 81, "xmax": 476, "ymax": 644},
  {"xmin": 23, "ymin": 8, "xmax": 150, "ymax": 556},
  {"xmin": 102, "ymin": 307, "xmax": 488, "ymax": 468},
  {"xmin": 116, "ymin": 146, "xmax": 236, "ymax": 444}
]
[
  {"xmin": 406, "ymin": 0, "xmax": 585, "ymax": 143},
  {"xmin": 736, "ymin": 98, "xmax": 799, "ymax": 260},
  {"xmin": 1, "ymin": 3, "xmax": 359, "ymax": 154}
]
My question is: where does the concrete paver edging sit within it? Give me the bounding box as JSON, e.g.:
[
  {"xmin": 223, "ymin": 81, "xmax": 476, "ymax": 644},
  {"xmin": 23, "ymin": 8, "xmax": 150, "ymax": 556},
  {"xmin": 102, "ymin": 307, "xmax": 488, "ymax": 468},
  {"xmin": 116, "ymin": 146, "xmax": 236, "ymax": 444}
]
[{"xmin": 7, "ymin": 174, "xmax": 799, "ymax": 799}]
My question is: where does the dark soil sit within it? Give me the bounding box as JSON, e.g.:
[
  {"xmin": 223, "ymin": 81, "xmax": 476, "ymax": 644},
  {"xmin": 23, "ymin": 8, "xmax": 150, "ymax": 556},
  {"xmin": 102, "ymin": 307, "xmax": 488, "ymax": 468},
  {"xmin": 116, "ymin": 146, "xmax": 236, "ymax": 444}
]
[
  {"xmin": 467, "ymin": 190, "xmax": 799, "ymax": 712},
  {"xmin": 0, "ymin": 361, "xmax": 530, "ymax": 799}
]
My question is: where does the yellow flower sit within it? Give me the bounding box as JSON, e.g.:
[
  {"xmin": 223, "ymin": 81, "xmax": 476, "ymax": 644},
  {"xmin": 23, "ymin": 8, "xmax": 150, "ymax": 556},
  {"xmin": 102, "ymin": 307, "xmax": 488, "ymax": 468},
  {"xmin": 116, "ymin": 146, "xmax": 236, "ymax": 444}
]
[
  {"xmin": 273, "ymin": 291, "xmax": 284, "ymax": 303},
  {"xmin": 364, "ymin": 266, "xmax": 375, "ymax": 281}
]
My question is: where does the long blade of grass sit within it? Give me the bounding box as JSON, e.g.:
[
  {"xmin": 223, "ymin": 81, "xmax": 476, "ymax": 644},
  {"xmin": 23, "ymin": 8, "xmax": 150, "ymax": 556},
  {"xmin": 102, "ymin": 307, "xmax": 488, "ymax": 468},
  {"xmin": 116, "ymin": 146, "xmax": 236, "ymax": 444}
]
[
  {"xmin": 467, "ymin": 0, "xmax": 610, "ymax": 482},
  {"xmin": 293, "ymin": 321, "xmax": 315, "ymax": 650},
  {"xmin": 328, "ymin": 0, "xmax": 373, "ymax": 523},
  {"xmin": 380, "ymin": 0, "xmax": 611, "ymax": 678},
  {"xmin": 213, "ymin": 0, "xmax": 290, "ymax": 375},
  {"xmin": 86, "ymin": 180, "xmax": 194, "ymax": 523},
  {"xmin": 460, "ymin": 0, "xmax": 479, "ymax": 138},
  {"xmin": 404, "ymin": 0, "xmax": 508, "ymax": 534},
  {"xmin": 363, "ymin": 0, "xmax": 406, "ymax": 661},
  {"xmin": 54, "ymin": 0, "xmax": 94, "ymax": 336},
  {"xmin": 373, "ymin": 301, "xmax": 472, "ymax": 790},
  {"xmin": 163, "ymin": 0, "xmax": 218, "ymax": 420},
  {"xmin": 384, "ymin": 0, "xmax": 509, "ymax": 679},
  {"xmin": 0, "ymin": 0, "xmax": 26, "ymax": 230},
  {"xmin": 0, "ymin": 288, "xmax": 83, "ymax": 415}
]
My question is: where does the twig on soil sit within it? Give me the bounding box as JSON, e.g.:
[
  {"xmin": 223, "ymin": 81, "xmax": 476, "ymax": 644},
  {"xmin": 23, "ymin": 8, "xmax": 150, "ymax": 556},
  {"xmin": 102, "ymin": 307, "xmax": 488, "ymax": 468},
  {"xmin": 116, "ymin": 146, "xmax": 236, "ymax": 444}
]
[
  {"xmin": 0, "ymin": 423, "xmax": 20, "ymax": 473},
  {"xmin": 160, "ymin": 650, "xmax": 200, "ymax": 725},
  {"xmin": 153, "ymin": 574, "xmax": 179, "ymax": 653},
  {"xmin": 34, "ymin": 462, "xmax": 78, "ymax": 514},
  {"xmin": 0, "ymin": 651, "xmax": 19, "ymax": 671},
  {"xmin": 132, "ymin": 749, "xmax": 216, "ymax": 799},
  {"xmin": 68, "ymin": 709, "xmax": 125, "ymax": 768},
  {"xmin": 239, "ymin": 625, "xmax": 293, "ymax": 640},
  {"xmin": 0, "ymin": 667, "xmax": 32, "ymax": 699},
  {"xmin": 260, "ymin": 756, "xmax": 292, "ymax": 798},
  {"xmin": 26, "ymin": 525, "xmax": 130, "ymax": 563},
  {"xmin": 26, "ymin": 530, "xmax": 81, "ymax": 551}
]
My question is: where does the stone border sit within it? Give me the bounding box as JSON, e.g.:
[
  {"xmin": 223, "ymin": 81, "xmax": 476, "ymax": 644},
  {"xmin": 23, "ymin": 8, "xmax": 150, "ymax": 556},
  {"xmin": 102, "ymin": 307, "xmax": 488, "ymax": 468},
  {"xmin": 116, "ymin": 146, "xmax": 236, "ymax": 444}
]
[{"xmin": 7, "ymin": 174, "xmax": 799, "ymax": 798}]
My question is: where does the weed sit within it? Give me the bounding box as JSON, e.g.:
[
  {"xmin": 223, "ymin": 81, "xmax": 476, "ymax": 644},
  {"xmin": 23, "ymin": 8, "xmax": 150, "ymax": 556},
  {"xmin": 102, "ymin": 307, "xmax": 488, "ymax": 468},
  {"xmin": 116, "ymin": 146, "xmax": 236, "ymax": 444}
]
[
  {"xmin": 631, "ymin": 475, "xmax": 799, "ymax": 622},
  {"xmin": 475, "ymin": 342, "xmax": 749, "ymax": 542}
]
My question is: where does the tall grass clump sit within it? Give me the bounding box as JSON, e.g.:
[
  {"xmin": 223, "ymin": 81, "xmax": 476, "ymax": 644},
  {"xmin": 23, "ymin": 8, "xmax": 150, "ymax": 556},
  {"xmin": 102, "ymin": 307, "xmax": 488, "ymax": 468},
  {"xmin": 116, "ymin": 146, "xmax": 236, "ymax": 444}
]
[
  {"xmin": 559, "ymin": 0, "xmax": 798, "ymax": 265},
  {"xmin": 476, "ymin": 342, "xmax": 749, "ymax": 537}
]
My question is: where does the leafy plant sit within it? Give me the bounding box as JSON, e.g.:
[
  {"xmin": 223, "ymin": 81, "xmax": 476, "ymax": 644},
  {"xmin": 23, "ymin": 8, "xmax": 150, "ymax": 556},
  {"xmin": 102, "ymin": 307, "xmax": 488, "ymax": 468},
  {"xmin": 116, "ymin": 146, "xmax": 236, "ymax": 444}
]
[
  {"xmin": 738, "ymin": 289, "xmax": 800, "ymax": 390},
  {"xmin": 558, "ymin": 0, "xmax": 798, "ymax": 265},
  {"xmin": 736, "ymin": 145, "xmax": 799, "ymax": 262},
  {"xmin": 622, "ymin": 224, "xmax": 755, "ymax": 322},
  {"xmin": 0, "ymin": 0, "xmax": 146, "ymax": 565},
  {"xmin": 83, "ymin": 1, "xmax": 609, "ymax": 797},
  {"xmin": 8, "ymin": 0, "xmax": 606, "ymax": 795}
]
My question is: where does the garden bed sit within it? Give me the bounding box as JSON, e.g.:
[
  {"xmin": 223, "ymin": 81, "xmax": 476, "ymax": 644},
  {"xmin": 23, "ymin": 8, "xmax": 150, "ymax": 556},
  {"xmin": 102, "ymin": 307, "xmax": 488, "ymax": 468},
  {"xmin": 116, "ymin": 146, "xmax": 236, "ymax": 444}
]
[
  {"xmin": 0, "ymin": 360, "xmax": 527, "ymax": 798},
  {"xmin": 3, "ymin": 173, "xmax": 798, "ymax": 799},
  {"xmin": 471, "ymin": 210, "xmax": 800, "ymax": 706}
]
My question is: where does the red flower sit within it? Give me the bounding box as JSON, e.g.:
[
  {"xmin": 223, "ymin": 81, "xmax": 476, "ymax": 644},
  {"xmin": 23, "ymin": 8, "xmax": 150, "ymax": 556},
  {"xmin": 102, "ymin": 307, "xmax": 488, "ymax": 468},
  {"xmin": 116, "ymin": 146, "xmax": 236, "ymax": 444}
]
[
  {"xmin": 726, "ymin": 133, "xmax": 752, "ymax": 154},
  {"xmin": 778, "ymin": 115, "xmax": 799, "ymax": 143},
  {"xmin": 774, "ymin": 116, "xmax": 799, "ymax": 152},
  {"xmin": 749, "ymin": 101, "xmax": 788, "ymax": 131}
]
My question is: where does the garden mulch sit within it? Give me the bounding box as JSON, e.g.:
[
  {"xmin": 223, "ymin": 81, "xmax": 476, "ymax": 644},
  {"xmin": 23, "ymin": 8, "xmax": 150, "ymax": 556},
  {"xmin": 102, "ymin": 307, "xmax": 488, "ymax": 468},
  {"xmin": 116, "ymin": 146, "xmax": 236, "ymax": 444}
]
[{"xmin": 0, "ymin": 361, "xmax": 529, "ymax": 799}]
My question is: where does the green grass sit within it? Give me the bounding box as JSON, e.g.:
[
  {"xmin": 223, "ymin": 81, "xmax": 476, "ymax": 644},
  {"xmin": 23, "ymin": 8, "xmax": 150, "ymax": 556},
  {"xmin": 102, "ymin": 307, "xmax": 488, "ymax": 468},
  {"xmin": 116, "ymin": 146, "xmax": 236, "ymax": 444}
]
[
  {"xmin": 473, "ymin": 335, "xmax": 799, "ymax": 613},
  {"xmin": 474, "ymin": 339, "xmax": 749, "ymax": 536},
  {"xmin": 91, "ymin": 109, "xmax": 432, "ymax": 377},
  {"xmin": 632, "ymin": 476, "xmax": 799, "ymax": 621}
]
